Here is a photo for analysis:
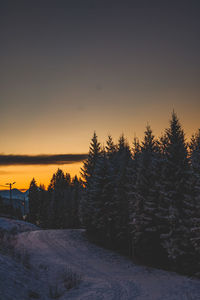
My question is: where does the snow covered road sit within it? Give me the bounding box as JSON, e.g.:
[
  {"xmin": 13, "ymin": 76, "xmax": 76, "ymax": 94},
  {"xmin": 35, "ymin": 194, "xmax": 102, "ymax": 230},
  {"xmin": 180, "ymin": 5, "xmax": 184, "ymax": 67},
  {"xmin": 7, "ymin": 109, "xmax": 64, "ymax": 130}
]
[{"xmin": 16, "ymin": 229, "xmax": 200, "ymax": 300}]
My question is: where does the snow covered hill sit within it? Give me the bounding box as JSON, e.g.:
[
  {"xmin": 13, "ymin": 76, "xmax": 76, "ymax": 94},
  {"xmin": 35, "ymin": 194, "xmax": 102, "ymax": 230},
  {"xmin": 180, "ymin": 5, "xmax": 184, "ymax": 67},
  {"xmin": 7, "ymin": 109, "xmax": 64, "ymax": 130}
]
[
  {"xmin": 0, "ymin": 188, "xmax": 29, "ymax": 200},
  {"xmin": 17, "ymin": 230, "xmax": 200, "ymax": 299},
  {"xmin": 0, "ymin": 218, "xmax": 200, "ymax": 299},
  {"xmin": 0, "ymin": 217, "xmax": 38, "ymax": 233},
  {"xmin": 0, "ymin": 189, "xmax": 29, "ymax": 214}
]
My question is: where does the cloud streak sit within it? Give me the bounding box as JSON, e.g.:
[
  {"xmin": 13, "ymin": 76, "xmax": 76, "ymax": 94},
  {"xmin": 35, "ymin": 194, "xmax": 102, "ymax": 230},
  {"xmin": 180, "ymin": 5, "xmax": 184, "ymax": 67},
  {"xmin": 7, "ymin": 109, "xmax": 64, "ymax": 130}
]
[{"xmin": 0, "ymin": 154, "xmax": 88, "ymax": 166}]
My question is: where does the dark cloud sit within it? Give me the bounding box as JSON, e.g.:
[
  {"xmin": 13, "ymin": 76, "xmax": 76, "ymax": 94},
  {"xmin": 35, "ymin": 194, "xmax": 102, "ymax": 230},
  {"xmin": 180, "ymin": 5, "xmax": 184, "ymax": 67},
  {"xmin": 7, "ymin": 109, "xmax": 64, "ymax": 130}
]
[{"xmin": 0, "ymin": 154, "xmax": 88, "ymax": 166}]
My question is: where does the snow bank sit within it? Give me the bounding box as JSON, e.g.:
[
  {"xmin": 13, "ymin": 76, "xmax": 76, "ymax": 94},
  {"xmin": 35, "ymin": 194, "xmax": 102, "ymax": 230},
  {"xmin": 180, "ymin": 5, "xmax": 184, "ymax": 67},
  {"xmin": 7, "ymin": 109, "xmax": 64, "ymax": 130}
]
[
  {"xmin": 0, "ymin": 217, "xmax": 39, "ymax": 234},
  {"xmin": 0, "ymin": 252, "xmax": 48, "ymax": 300}
]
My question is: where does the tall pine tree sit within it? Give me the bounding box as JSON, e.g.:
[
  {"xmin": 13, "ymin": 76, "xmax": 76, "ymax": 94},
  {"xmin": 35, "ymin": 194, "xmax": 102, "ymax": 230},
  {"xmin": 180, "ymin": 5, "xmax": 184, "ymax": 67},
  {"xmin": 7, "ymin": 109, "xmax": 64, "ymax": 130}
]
[
  {"xmin": 111, "ymin": 134, "xmax": 131, "ymax": 253},
  {"xmin": 130, "ymin": 126, "xmax": 162, "ymax": 262},
  {"xmin": 80, "ymin": 132, "xmax": 102, "ymax": 230},
  {"xmin": 189, "ymin": 130, "xmax": 200, "ymax": 273},
  {"xmin": 159, "ymin": 112, "xmax": 193, "ymax": 271}
]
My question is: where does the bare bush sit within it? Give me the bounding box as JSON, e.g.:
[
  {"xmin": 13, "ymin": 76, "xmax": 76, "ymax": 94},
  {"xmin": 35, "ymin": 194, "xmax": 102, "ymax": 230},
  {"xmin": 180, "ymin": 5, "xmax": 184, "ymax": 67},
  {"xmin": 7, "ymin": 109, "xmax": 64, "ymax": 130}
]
[
  {"xmin": 12, "ymin": 247, "xmax": 32, "ymax": 269},
  {"xmin": 61, "ymin": 267, "xmax": 82, "ymax": 290},
  {"xmin": 28, "ymin": 290, "xmax": 40, "ymax": 299},
  {"xmin": 48, "ymin": 283, "xmax": 63, "ymax": 299},
  {"xmin": 0, "ymin": 230, "xmax": 17, "ymax": 255},
  {"xmin": 21, "ymin": 250, "xmax": 31, "ymax": 269},
  {"xmin": 0, "ymin": 230, "xmax": 32, "ymax": 269},
  {"xmin": 38, "ymin": 263, "xmax": 48, "ymax": 271}
]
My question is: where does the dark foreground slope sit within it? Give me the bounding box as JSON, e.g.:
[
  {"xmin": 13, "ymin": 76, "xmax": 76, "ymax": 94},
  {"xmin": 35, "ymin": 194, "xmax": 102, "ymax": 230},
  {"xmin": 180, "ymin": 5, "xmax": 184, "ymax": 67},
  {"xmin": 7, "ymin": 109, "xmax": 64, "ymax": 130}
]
[
  {"xmin": 17, "ymin": 228, "xmax": 200, "ymax": 300},
  {"xmin": 0, "ymin": 217, "xmax": 200, "ymax": 299}
]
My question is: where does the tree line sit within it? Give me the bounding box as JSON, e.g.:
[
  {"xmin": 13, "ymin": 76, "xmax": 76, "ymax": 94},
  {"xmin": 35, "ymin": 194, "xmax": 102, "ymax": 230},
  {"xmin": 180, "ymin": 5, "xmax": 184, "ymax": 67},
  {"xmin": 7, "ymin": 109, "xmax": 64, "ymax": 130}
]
[
  {"xmin": 28, "ymin": 111, "xmax": 200, "ymax": 276},
  {"xmin": 28, "ymin": 172, "xmax": 82, "ymax": 229}
]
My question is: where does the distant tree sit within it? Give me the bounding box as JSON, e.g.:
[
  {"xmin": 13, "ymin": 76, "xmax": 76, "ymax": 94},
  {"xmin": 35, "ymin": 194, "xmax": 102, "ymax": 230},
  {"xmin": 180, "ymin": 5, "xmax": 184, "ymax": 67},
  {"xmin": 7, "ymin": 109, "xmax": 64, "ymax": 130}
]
[
  {"xmin": 48, "ymin": 169, "xmax": 69, "ymax": 192},
  {"xmin": 0, "ymin": 195, "xmax": 4, "ymax": 213},
  {"xmin": 48, "ymin": 169, "xmax": 72, "ymax": 228},
  {"xmin": 37, "ymin": 185, "xmax": 49, "ymax": 228},
  {"xmin": 71, "ymin": 176, "xmax": 82, "ymax": 228},
  {"xmin": 28, "ymin": 178, "xmax": 39, "ymax": 224}
]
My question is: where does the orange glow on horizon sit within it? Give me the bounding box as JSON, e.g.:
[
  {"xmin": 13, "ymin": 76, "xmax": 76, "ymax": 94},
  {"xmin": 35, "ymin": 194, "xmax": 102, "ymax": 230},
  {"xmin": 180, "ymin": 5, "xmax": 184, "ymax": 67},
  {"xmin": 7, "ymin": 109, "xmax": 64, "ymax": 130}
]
[{"xmin": 0, "ymin": 162, "xmax": 83, "ymax": 191}]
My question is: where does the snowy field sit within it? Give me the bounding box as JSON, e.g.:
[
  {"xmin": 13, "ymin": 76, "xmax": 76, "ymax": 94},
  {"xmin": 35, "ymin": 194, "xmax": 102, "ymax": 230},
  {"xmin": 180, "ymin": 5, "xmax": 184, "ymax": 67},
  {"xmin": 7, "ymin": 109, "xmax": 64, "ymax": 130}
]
[{"xmin": 0, "ymin": 218, "xmax": 200, "ymax": 299}]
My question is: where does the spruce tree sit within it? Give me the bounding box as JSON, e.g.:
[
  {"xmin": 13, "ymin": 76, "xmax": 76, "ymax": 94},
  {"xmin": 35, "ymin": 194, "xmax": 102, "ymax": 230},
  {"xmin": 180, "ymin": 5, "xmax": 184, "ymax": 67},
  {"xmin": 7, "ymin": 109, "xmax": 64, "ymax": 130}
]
[
  {"xmin": 87, "ymin": 151, "xmax": 116, "ymax": 243},
  {"xmin": 28, "ymin": 178, "xmax": 39, "ymax": 224},
  {"xmin": 127, "ymin": 137, "xmax": 141, "ymax": 257},
  {"xmin": 48, "ymin": 169, "xmax": 72, "ymax": 228},
  {"xmin": 80, "ymin": 132, "xmax": 102, "ymax": 230},
  {"xmin": 37, "ymin": 185, "xmax": 49, "ymax": 228},
  {"xmin": 190, "ymin": 129, "xmax": 200, "ymax": 176},
  {"xmin": 48, "ymin": 168, "xmax": 68, "ymax": 191},
  {"xmin": 159, "ymin": 112, "xmax": 193, "ymax": 271},
  {"xmin": 106, "ymin": 135, "xmax": 117, "ymax": 159},
  {"xmin": 88, "ymin": 152, "xmax": 108, "ymax": 236},
  {"xmin": 130, "ymin": 126, "xmax": 161, "ymax": 261},
  {"xmin": 111, "ymin": 134, "xmax": 131, "ymax": 252},
  {"xmin": 71, "ymin": 176, "xmax": 82, "ymax": 228},
  {"xmin": 189, "ymin": 130, "xmax": 200, "ymax": 273},
  {"xmin": 81, "ymin": 132, "xmax": 101, "ymax": 187}
]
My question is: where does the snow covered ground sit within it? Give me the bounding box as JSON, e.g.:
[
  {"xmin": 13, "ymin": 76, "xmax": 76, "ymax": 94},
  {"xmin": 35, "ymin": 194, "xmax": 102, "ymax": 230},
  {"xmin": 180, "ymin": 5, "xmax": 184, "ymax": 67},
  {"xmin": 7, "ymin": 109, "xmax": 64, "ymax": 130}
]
[
  {"xmin": 0, "ymin": 218, "xmax": 200, "ymax": 299},
  {"xmin": 0, "ymin": 217, "xmax": 38, "ymax": 233}
]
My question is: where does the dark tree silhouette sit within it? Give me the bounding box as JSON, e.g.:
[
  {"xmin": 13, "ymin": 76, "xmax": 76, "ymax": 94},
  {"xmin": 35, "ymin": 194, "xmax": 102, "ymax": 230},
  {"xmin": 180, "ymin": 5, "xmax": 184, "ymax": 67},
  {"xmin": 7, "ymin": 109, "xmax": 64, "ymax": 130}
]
[{"xmin": 28, "ymin": 178, "xmax": 39, "ymax": 224}]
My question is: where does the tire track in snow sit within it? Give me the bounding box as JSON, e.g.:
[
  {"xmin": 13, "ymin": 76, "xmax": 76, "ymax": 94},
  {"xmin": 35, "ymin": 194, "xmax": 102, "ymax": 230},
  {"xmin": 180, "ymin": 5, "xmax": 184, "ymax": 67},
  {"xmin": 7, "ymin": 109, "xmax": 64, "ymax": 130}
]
[{"xmin": 35, "ymin": 230, "xmax": 134, "ymax": 299}]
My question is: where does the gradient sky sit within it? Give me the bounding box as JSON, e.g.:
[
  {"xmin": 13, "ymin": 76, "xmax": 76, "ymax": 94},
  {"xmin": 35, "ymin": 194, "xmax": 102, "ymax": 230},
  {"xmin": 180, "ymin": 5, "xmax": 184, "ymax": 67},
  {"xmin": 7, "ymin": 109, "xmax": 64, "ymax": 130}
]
[{"xmin": 1, "ymin": 1, "xmax": 200, "ymax": 189}]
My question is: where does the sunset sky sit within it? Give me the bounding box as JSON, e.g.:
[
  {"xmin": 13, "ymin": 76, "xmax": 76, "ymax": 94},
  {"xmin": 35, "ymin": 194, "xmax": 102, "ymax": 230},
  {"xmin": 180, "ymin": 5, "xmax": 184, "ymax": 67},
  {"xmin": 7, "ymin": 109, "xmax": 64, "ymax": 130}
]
[{"xmin": 1, "ymin": 1, "xmax": 200, "ymax": 189}]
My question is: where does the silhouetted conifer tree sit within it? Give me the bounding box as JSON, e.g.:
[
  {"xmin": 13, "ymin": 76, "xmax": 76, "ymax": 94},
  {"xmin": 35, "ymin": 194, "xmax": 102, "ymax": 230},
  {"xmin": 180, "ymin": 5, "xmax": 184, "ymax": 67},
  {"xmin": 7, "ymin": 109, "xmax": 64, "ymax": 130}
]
[
  {"xmin": 127, "ymin": 137, "xmax": 141, "ymax": 256},
  {"xmin": 111, "ymin": 134, "xmax": 131, "ymax": 252},
  {"xmin": 189, "ymin": 130, "xmax": 200, "ymax": 273},
  {"xmin": 28, "ymin": 178, "xmax": 39, "ymax": 224},
  {"xmin": 130, "ymin": 126, "xmax": 163, "ymax": 262},
  {"xmin": 80, "ymin": 132, "xmax": 102, "ymax": 229},
  {"xmin": 71, "ymin": 176, "xmax": 82, "ymax": 228},
  {"xmin": 81, "ymin": 132, "xmax": 101, "ymax": 187},
  {"xmin": 190, "ymin": 129, "xmax": 200, "ymax": 176},
  {"xmin": 48, "ymin": 169, "xmax": 72, "ymax": 228},
  {"xmin": 86, "ymin": 151, "xmax": 115, "ymax": 243},
  {"xmin": 159, "ymin": 112, "xmax": 193, "ymax": 271},
  {"xmin": 106, "ymin": 135, "xmax": 117, "ymax": 159},
  {"xmin": 37, "ymin": 185, "xmax": 49, "ymax": 228}
]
